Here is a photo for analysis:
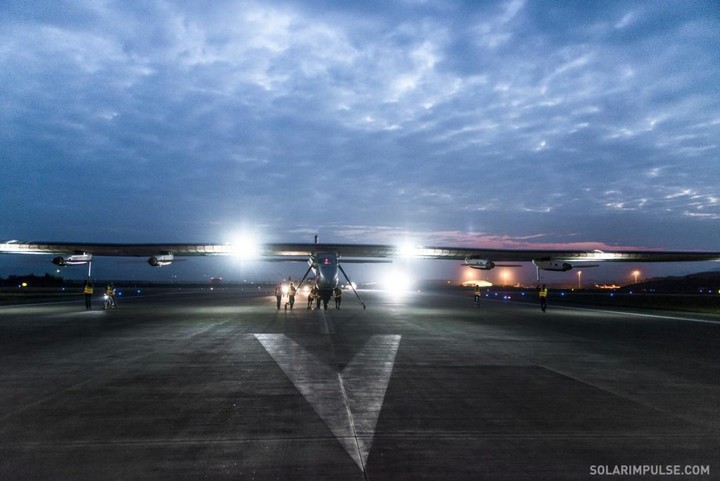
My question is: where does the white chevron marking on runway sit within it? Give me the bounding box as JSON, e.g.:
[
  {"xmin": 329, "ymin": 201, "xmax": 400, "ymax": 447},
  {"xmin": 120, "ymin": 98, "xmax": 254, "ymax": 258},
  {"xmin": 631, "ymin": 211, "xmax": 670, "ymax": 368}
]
[{"xmin": 254, "ymin": 334, "xmax": 401, "ymax": 470}]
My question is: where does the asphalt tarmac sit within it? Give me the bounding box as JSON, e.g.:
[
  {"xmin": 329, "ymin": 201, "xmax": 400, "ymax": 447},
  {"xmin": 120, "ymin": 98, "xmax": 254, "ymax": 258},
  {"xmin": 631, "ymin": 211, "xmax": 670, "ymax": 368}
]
[{"xmin": 1, "ymin": 287, "xmax": 718, "ymax": 480}]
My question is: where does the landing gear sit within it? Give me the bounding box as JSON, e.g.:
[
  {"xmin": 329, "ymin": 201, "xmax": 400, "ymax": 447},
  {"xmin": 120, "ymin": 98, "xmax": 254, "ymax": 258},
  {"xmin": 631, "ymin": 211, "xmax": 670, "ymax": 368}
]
[{"xmin": 338, "ymin": 264, "xmax": 366, "ymax": 310}]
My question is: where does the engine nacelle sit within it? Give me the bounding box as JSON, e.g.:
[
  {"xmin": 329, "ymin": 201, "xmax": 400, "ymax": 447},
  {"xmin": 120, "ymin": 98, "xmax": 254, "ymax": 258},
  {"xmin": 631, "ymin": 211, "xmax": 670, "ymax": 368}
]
[
  {"xmin": 534, "ymin": 260, "xmax": 573, "ymax": 271},
  {"xmin": 52, "ymin": 253, "xmax": 92, "ymax": 266},
  {"xmin": 464, "ymin": 258, "xmax": 496, "ymax": 270},
  {"xmin": 148, "ymin": 253, "xmax": 174, "ymax": 267}
]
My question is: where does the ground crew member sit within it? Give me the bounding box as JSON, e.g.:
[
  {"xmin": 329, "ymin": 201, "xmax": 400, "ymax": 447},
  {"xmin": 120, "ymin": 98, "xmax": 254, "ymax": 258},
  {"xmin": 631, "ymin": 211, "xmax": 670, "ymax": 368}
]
[
  {"xmin": 473, "ymin": 284, "xmax": 481, "ymax": 305},
  {"xmin": 288, "ymin": 282, "xmax": 296, "ymax": 309},
  {"xmin": 83, "ymin": 280, "xmax": 94, "ymax": 310},
  {"xmin": 274, "ymin": 284, "xmax": 282, "ymax": 309},
  {"xmin": 106, "ymin": 282, "xmax": 117, "ymax": 308},
  {"xmin": 538, "ymin": 284, "xmax": 548, "ymax": 312},
  {"xmin": 334, "ymin": 286, "xmax": 342, "ymax": 309},
  {"xmin": 308, "ymin": 286, "xmax": 317, "ymax": 309}
]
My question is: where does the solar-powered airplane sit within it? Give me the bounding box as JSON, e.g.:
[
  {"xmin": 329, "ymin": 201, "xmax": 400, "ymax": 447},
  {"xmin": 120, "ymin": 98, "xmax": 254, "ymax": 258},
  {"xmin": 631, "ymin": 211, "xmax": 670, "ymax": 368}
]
[{"xmin": 2, "ymin": 238, "xmax": 720, "ymax": 308}]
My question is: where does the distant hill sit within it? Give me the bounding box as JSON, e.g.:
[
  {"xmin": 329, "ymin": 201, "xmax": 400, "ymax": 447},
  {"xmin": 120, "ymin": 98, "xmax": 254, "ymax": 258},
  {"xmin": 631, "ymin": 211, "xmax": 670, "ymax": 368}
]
[
  {"xmin": 0, "ymin": 273, "xmax": 65, "ymax": 288},
  {"xmin": 618, "ymin": 271, "xmax": 720, "ymax": 294}
]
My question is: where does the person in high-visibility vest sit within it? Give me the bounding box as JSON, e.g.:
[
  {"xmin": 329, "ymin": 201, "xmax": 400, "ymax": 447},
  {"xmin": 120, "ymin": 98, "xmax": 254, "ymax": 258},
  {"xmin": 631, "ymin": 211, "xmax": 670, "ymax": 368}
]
[
  {"xmin": 288, "ymin": 282, "xmax": 296, "ymax": 309},
  {"xmin": 83, "ymin": 280, "xmax": 94, "ymax": 310},
  {"xmin": 274, "ymin": 284, "xmax": 283, "ymax": 309},
  {"xmin": 106, "ymin": 282, "xmax": 117, "ymax": 308},
  {"xmin": 308, "ymin": 286, "xmax": 318, "ymax": 309},
  {"xmin": 538, "ymin": 284, "xmax": 548, "ymax": 312},
  {"xmin": 333, "ymin": 287, "xmax": 342, "ymax": 309}
]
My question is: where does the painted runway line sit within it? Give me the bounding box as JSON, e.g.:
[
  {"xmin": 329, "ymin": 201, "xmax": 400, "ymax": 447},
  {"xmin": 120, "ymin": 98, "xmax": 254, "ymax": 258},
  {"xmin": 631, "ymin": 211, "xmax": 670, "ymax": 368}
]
[{"xmin": 552, "ymin": 304, "xmax": 720, "ymax": 325}]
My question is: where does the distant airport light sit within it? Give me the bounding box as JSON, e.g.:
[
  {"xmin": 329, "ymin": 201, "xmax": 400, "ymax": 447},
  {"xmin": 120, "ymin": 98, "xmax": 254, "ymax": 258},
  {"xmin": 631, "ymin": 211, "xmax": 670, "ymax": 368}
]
[
  {"xmin": 499, "ymin": 269, "xmax": 512, "ymax": 286},
  {"xmin": 632, "ymin": 270, "xmax": 641, "ymax": 283}
]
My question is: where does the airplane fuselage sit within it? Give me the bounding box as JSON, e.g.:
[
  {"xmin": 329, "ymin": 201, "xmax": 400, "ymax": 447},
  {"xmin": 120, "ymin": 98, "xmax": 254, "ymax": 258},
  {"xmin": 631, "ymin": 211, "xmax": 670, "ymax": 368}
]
[{"xmin": 313, "ymin": 252, "xmax": 339, "ymax": 305}]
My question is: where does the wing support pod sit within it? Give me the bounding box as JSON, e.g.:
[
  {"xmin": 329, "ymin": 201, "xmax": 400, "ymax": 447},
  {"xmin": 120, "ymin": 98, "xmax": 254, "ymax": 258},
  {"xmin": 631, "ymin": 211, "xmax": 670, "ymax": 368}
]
[
  {"xmin": 463, "ymin": 258, "xmax": 522, "ymax": 270},
  {"xmin": 51, "ymin": 253, "xmax": 92, "ymax": 266},
  {"xmin": 148, "ymin": 253, "xmax": 174, "ymax": 267}
]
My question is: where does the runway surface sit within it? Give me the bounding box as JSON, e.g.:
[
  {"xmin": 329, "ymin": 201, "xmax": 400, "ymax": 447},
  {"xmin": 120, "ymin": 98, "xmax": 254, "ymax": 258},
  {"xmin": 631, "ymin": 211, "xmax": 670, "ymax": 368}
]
[{"xmin": 1, "ymin": 287, "xmax": 718, "ymax": 480}]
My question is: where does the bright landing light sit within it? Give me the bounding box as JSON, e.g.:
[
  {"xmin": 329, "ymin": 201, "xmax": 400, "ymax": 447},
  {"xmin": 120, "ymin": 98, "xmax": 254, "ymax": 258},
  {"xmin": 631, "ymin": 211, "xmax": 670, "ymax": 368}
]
[
  {"xmin": 396, "ymin": 242, "xmax": 421, "ymax": 258},
  {"xmin": 227, "ymin": 234, "xmax": 262, "ymax": 260},
  {"xmin": 382, "ymin": 269, "xmax": 414, "ymax": 292}
]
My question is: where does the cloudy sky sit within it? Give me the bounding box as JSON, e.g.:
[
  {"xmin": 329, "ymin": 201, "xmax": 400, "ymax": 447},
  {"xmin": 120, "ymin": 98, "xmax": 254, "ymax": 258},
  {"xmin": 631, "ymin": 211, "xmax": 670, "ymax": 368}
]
[{"xmin": 1, "ymin": 1, "xmax": 719, "ymax": 282}]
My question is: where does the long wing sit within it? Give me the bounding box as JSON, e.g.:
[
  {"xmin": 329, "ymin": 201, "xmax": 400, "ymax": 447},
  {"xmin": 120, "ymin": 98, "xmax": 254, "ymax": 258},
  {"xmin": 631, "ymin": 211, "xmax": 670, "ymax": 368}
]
[
  {"xmin": 0, "ymin": 241, "xmax": 395, "ymax": 260},
  {"xmin": 2, "ymin": 240, "xmax": 720, "ymax": 264},
  {"xmin": 404, "ymin": 247, "xmax": 720, "ymax": 263}
]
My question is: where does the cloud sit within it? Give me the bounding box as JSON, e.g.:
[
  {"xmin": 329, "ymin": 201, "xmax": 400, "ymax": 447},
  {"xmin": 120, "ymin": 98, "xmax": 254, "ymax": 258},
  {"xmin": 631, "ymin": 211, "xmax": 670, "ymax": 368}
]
[{"xmin": 1, "ymin": 0, "xmax": 718, "ymax": 278}]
